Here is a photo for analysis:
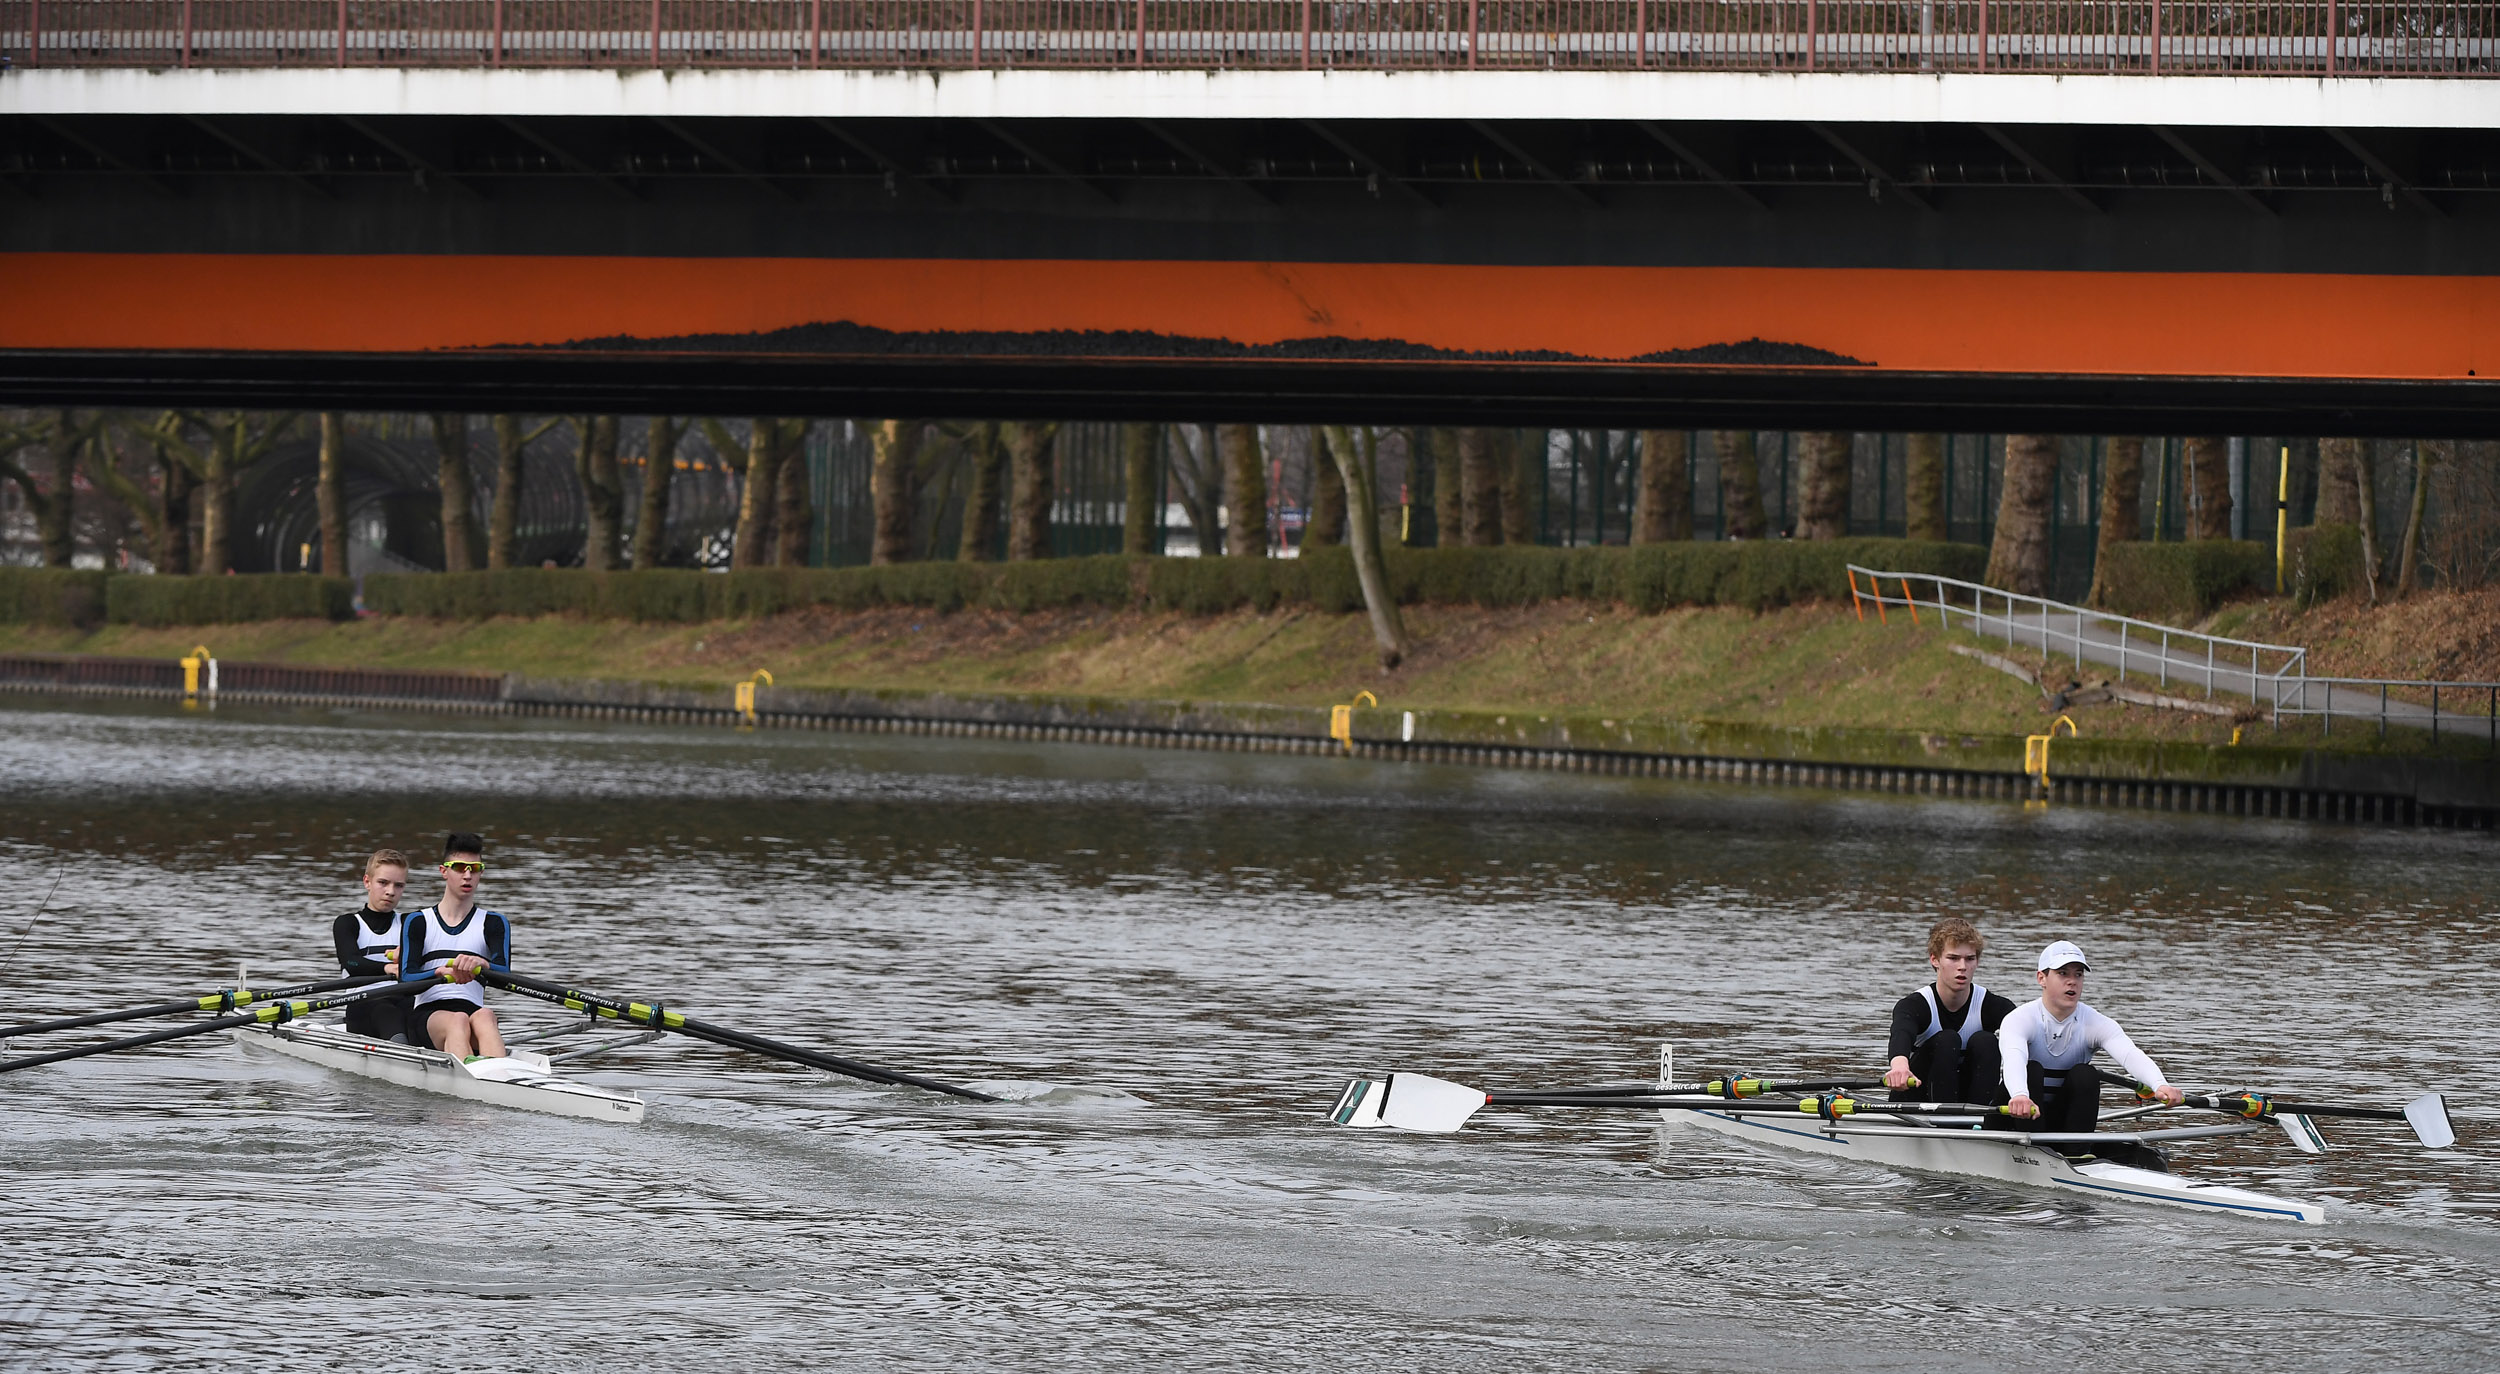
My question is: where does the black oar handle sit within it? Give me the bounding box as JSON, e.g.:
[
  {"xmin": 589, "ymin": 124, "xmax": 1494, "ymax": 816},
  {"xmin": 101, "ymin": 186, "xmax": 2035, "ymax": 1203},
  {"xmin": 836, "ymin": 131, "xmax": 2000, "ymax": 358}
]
[
  {"xmin": 0, "ymin": 977, "xmax": 442, "ymax": 1075},
  {"xmin": 480, "ymin": 971, "xmax": 1000, "ymax": 1103},
  {"xmin": 0, "ymin": 974, "xmax": 377, "ymax": 1041}
]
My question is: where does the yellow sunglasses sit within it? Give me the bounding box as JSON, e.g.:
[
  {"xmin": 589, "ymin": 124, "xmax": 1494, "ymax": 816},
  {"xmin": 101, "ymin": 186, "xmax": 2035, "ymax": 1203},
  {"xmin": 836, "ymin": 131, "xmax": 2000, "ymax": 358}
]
[{"xmin": 441, "ymin": 860, "xmax": 485, "ymax": 874}]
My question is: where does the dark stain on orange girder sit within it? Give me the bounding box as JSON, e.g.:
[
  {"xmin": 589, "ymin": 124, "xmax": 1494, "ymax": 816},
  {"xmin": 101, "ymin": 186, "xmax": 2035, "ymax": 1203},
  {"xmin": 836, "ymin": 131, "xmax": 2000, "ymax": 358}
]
[{"xmin": 3, "ymin": 253, "xmax": 2495, "ymax": 381}]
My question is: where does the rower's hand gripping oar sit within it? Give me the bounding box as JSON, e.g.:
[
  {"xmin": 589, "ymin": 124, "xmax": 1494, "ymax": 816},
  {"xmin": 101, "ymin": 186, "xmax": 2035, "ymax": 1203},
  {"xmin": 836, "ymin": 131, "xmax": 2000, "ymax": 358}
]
[
  {"xmin": 2118, "ymin": 1082, "xmax": 2455, "ymax": 1151},
  {"xmin": 0, "ymin": 977, "xmax": 443, "ymax": 1075},
  {"xmin": 0, "ymin": 974, "xmax": 377, "ymax": 1042},
  {"xmin": 478, "ymin": 970, "xmax": 999, "ymax": 1103}
]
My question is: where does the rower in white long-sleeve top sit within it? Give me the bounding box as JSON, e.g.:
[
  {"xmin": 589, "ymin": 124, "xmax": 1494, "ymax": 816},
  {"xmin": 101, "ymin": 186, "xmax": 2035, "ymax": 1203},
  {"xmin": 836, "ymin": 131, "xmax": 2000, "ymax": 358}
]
[
  {"xmin": 399, "ymin": 831, "xmax": 510, "ymax": 1059},
  {"xmin": 329, "ymin": 848, "xmax": 413, "ymax": 1043},
  {"xmin": 1992, "ymin": 941, "xmax": 2186, "ymax": 1162}
]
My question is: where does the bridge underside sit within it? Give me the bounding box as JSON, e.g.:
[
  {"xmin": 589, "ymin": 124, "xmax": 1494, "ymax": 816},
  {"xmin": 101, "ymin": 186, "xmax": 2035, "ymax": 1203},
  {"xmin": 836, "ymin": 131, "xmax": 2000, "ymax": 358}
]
[{"xmin": 6, "ymin": 73, "xmax": 2499, "ymax": 430}]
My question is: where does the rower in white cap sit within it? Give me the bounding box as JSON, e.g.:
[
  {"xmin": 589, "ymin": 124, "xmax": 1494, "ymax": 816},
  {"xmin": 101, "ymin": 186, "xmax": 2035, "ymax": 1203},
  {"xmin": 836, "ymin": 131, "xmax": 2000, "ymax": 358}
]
[{"xmin": 1994, "ymin": 940, "xmax": 2186, "ymax": 1153}]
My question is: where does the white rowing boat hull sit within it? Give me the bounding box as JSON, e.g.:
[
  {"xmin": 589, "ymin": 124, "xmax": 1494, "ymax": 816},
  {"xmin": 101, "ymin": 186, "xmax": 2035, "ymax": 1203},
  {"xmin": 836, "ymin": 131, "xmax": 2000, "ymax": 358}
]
[
  {"xmin": 234, "ymin": 1022, "xmax": 645, "ymax": 1124},
  {"xmin": 1673, "ymin": 1104, "xmax": 2323, "ymax": 1224}
]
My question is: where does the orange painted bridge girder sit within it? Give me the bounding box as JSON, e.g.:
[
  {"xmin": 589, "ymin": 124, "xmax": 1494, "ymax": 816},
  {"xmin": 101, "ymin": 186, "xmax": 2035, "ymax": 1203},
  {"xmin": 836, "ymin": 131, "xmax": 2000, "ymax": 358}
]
[{"xmin": 5, "ymin": 252, "xmax": 2496, "ymax": 381}]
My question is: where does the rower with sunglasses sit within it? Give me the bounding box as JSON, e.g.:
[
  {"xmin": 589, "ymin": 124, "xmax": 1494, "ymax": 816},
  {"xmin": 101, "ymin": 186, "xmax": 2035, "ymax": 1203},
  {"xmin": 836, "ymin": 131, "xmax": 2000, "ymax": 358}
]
[{"xmin": 398, "ymin": 832, "xmax": 511, "ymax": 1058}]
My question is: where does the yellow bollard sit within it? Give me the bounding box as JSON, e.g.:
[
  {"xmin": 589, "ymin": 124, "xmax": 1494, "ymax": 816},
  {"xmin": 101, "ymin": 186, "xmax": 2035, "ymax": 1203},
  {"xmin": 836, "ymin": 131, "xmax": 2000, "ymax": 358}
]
[
  {"xmin": 2024, "ymin": 714, "xmax": 2078, "ymax": 787},
  {"xmin": 179, "ymin": 645, "xmax": 216, "ymax": 706},
  {"xmin": 735, "ymin": 669, "xmax": 774, "ymax": 727},
  {"xmin": 1329, "ymin": 689, "xmax": 1379, "ymax": 752}
]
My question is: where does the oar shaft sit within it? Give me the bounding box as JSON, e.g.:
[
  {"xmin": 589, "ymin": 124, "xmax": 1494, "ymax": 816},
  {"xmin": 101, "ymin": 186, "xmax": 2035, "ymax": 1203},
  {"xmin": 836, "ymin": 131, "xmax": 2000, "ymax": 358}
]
[
  {"xmin": 0, "ymin": 974, "xmax": 376, "ymax": 1040},
  {"xmin": 480, "ymin": 971, "xmax": 999, "ymax": 1103},
  {"xmin": 0, "ymin": 977, "xmax": 441, "ymax": 1075},
  {"xmin": 1489, "ymin": 1078, "xmax": 1883, "ymax": 1104}
]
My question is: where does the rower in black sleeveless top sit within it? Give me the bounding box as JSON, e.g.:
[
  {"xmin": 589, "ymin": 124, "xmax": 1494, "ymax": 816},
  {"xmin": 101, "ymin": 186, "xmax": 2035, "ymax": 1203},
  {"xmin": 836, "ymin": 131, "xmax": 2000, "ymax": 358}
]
[
  {"xmin": 1884, "ymin": 917, "xmax": 2015, "ymax": 1105},
  {"xmin": 329, "ymin": 848, "xmax": 415, "ymax": 1043}
]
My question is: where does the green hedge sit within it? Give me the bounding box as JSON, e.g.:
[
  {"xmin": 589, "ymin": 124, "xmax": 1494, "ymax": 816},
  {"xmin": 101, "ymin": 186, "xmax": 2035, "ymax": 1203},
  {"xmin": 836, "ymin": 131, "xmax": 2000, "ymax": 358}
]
[
  {"xmin": 0, "ymin": 568, "xmax": 112, "ymax": 627},
  {"xmin": 364, "ymin": 539, "xmax": 1984, "ymax": 622},
  {"xmin": 2285, "ymin": 523, "xmax": 2369, "ymax": 608},
  {"xmin": 106, "ymin": 574, "xmax": 356, "ymax": 626},
  {"xmin": 2092, "ymin": 541, "xmax": 2273, "ymax": 622}
]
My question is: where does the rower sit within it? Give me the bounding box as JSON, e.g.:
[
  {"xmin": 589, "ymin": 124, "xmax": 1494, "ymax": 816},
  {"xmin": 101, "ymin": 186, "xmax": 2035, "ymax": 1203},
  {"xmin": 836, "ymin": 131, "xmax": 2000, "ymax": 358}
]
[
  {"xmin": 330, "ymin": 848, "xmax": 413, "ymax": 1043},
  {"xmin": 1881, "ymin": 918, "xmax": 2012, "ymax": 1104},
  {"xmin": 399, "ymin": 832, "xmax": 510, "ymax": 1059},
  {"xmin": 1995, "ymin": 940, "xmax": 2185, "ymax": 1157}
]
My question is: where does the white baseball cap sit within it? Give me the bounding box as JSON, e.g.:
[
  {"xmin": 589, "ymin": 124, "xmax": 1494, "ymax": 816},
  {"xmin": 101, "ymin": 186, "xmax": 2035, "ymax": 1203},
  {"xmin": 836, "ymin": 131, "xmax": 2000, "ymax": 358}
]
[{"xmin": 2037, "ymin": 940, "xmax": 2091, "ymax": 972}]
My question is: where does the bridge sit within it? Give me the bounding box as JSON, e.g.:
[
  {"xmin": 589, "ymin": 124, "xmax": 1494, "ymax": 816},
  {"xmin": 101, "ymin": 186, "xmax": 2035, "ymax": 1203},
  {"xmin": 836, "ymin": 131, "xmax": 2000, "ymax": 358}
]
[{"xmin": 5, "ymin": 1, "xmax": 2499, "ymax": 428}]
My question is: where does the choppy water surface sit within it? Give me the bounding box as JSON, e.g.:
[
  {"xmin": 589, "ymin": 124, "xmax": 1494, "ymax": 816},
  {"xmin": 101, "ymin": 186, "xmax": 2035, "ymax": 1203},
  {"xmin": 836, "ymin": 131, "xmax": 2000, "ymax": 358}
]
[{"xmin": 1, "ymin": 696, "xmax": 2494, "ymax": 1371}]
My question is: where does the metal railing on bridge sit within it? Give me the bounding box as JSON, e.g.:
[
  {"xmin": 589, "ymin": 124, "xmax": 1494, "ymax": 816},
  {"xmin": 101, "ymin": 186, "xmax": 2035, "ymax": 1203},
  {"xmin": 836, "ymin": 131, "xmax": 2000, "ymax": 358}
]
[
  {"xmin": 5, "ymin": 0, "xmax": 2496, "ymax": 75},
  {"xmin": 1847, "ymin": 565, "xmax": 2500, "ymax": 743}
]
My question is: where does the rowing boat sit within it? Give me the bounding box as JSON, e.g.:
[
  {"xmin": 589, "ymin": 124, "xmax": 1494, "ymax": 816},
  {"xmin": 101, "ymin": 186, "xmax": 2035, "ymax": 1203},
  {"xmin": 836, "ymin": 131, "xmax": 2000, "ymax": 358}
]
[{"xmin": 233, "ymin": 1019, "xmax": 647, "ymax": 1123}]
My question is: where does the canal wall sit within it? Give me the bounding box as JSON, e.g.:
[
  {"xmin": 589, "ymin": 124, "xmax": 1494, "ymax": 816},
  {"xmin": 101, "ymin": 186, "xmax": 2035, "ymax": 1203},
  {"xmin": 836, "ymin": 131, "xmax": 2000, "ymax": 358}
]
[{"xmin": 0, "ymin": 651, "xmax": 2489, "ymax": 830}]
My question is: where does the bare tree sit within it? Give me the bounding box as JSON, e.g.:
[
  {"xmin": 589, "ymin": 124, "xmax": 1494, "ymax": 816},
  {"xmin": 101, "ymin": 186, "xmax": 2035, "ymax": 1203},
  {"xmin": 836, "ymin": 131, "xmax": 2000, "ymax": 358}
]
[
  {"xmin": 2183, "ymin": 436, "xmax": 2232, "ymax": 541},
  {"xmin": 426, "ymin": 415, "xmax": 480, "ymax": 572},
  {"xmin": 958, "ymin": 422, "xmax": 1005, "ymax": 562},
  {"xmin": 1985, "ymin": 435, "xmax": 2059, "ymax": 595},
  {"xmin": 2085, "ymin": 437, "xmax": 2144, "ymax": 607},
  {"xmin": 2315, "ymin": 438, "xmax": 2362, "ymax": 526},
  {"xmin": 871, "ymin": 420, "xmax": 924, "ymax": 565},
  {"xmin": 632, "ymin": 417, "xmax": 685, "ymax": 571},
  {"xmin": 2394, "ymin": 440, "xmax": 2439, "ymax": 598},
  {"xmin": 1456, "ymin": 428, "xmax": 1503, "ymax": 547},
  {"xmin": 1499, "ymin": 430, "xmax": 1538, "ymax": 545},
  {"xmin": 318, "ymin": 413, "xmax": 349, "ymax": 576},
  {"xmin": 775, "ymin": 423, "xmax": 814, "ymax": 567},
  {"xmin": 484, "ymin": 415, "xmax": 563, "ymax": 569},
  {"xmin": 0, "ymin": 411, "xmax": 95, "ymax": 567},
  {"xmin": 2353, "ymin": 440, "xmax": 2384, "ymax": 601},
  {"xmin": 145, "ymin": 411, "xmax": 296, "ymax": 576},
  {"xmin": 85, "ymin": 421, "xmax": 169, "ymax": 571},
  {"xmin": 1323, "ymin": 424, "xmax": 1408, "ymax": 669},
  {"xmin": 1215, "ymin": 425, "xmax": 1268, "ymax": 557},
  {"xmin": 1122, "ymin": 423, "xmax": 1162, "ymax": 555},
  {"xmin": 1797, "ymin": 432, "xmax": 1853, "ymax": 540},
  {"xmin": 1005, "ymin": 421, "xmax": 1060, "ymax": 561},
  {"xmin": 1905, "ymin": 434, "xmax": 1947, "ymax": 542},
  {"xmin": 1716, "ymin": 432, "xmax": 1765, "ymax": 540},
  {"xmin": 700, "ymin": 418, "xmax": 789, "ymax": 570},
  {"xmin": 1302, "ymin": 425, "xmax": 1346, "ymax": 550},
  {"xmin": 572, "ymin": 415, "xmax": 625, "ymax": 571},
  {"xmin": 1630, "ymin": 430, "xmax": 1692, "ymax": 543}
]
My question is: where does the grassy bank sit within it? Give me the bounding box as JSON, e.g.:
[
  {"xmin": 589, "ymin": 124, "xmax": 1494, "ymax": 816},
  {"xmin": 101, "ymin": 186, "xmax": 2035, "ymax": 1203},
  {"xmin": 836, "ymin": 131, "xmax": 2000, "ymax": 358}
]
[{"xmin": 3, "ymin": 599, "xmax": 2487, "ymax": 759}]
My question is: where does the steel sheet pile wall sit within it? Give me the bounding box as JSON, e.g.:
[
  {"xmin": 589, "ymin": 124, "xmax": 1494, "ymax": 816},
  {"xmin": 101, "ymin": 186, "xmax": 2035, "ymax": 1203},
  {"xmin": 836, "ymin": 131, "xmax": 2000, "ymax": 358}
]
[{"xmin": 7, "ymin": 0, "xmax": 2494, "ymax": 72}]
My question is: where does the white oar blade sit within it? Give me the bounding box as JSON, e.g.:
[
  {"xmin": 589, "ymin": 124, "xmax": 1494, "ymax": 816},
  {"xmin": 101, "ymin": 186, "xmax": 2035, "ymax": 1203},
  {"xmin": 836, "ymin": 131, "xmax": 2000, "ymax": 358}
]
[
  {"xmin": 2274, "ymin": 1112, "xmax": 2327, "ymax": 1155},
  {"xmin": 1329, "ymin": 1077, "xmax": 1389, "ymax": 1128},
  {"xmin": 1377, "ymin": 1073, "xmax": 1491, "ymax": 1133},
  {"xmin": 2404, "ymin": 1093, "xmax": 2456, "ymax": 1149}
]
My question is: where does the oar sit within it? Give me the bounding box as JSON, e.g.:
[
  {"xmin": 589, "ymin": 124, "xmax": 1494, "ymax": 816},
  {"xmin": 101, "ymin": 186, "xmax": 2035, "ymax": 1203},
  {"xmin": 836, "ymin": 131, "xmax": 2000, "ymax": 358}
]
[
  {"xmin": 1332, "ymin": 1073, "xmax": 2010, "ymax": 1133},
  {"xmin": 478, "ymin": 970, "xmax": 999, "ymax": 1103},
  {"xmin": 0, "ymin": 974, "xmax": 378, "ymax": 1041},
  {"xmin": 1490, "ymin": 1076, "xmax": 1889, "ymax": 1103},
  {"xmin": 0, "ymin": 977, "xmax": 443, "ymax": 1075},
  {"xmin": 2124, "ymin": 1083, "xmax": 2455, "ymax": 1150}
]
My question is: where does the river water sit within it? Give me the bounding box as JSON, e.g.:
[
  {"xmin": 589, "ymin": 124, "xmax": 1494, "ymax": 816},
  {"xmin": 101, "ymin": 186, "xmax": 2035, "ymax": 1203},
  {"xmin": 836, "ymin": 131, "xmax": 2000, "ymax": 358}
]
[{"xmin": 0, "ymin": 695, "xmax": 2493, "ymax": 1371}]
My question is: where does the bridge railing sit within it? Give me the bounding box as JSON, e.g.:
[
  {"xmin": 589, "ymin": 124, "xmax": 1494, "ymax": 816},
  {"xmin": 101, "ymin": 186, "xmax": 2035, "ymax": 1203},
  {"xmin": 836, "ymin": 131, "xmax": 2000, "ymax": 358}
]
[{"xmin": 6, "ymin": 0, "xmax": 2496, "ymax": 73}]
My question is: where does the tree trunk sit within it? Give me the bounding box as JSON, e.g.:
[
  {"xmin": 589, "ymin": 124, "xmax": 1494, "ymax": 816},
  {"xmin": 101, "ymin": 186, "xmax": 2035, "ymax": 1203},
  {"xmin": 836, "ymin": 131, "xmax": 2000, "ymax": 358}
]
[
  {"xmin": 774, "ymin": 423, "xmax": 812, "ymax": 567},
  {"xmin": 1457, "ymin": 428, "xmax": 1502, "ymax": 547},
  {"xmin": 1716, "ymin": 431, "xmax": 1765, "ymax": 540},
  {"xmin": 1429, "ymin": 427, "xmax": 1462, "ymax": 548},
  {"xmin": 1219, "ymin": 424, "xmax": 1267, "ymax": 557},
  {"xmin": 487, "ymin": 415, "xmax": 528, "ymax": 570},
  {"xmin": 2315, "ymin": 438, "xmax": 2362, "ymax": 526},
  {"xmin": 431, "ymin": 414, "xmax": 478, "ymax": 573},
  {"xmin": 318, "ymin": 413, "xmax": 349, "ymax": 576},
  {"xmin": 1499, "ymin": 429, "xmax": 1538, "ymax": 545},
  {"xmin": 1985, "ymin": 435, "xmax": 2059, "ymax": 596},
  {"xmin": 1904, "ymin": 433, "xmax": 1948, "ymax": 542},
  {"xmin": 573, "ymin": 415, "xmax": 624, "ymax": 572},
  {"xmin": 198, "ymin": 421, "xmax": 237, "ymax": 577},
  {"xmin": 1303, "ymin": 426, "xmax": 1346, "ymax": 550},
  {"xmin": 632, "ymin": 417, "xmax": 682, "ymax": 570},
  {"xmin": 959, "ymin": 423, "xmax": 1005, "ymax": 562},
  {"xmin": 2184, "ymin": 436, "xmax": 2232, "ymax": 541},
  {"xmin": 156, "ymin": 449, "xmax": 194, "ymax": 575},
  {"xmin": 731, "ymin": 419, "xmax": 781, "ymax": 569},
  {"xmin": 1797, "ymin": 431, "xmax": 1853, "ymax": 540},
  {"xmin": 1630, "ymin": 430, "xmax": 1692, "ymax": 543},
  {"xmin": 2085, "ymin": 437, "xmax": 2144, "ymax": 607},
  {"xmin": 871, "ymin": 420, "xmax": 923, "ymax": 565},
  {"xmin": 1323, "ymin": 425, "xmax": 1408, "ymax": 669},
  {"xmin": 1122, "ymin": 422, "xmax": 1161, "ymax": 555},
  {"xmin": 2353, "ymin": 440, "xmax": 2383, "ymax": 601},
  {"xmin": 1006, "ymin": 421, "xmax": 1058, "ymax": 561},
  {"xmin": 39, "ymin": 410, "xmax": 78, "ymax": 567},
  {"xmin": 2394, "ymin": 441, "xmax": 2437, "ymax": 597}
]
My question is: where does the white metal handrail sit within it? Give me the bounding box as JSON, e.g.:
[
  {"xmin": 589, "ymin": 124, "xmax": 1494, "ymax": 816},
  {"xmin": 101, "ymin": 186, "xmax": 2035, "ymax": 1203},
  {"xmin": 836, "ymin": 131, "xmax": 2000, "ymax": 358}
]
[{"xmin": 1846, "ymin": 565, "xmax": 2500, "ymax": 742}]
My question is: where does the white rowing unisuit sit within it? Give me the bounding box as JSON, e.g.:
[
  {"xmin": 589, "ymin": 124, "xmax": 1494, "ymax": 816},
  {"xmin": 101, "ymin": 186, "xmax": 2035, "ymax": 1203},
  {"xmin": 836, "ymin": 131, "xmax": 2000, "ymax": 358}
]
[
  {"xmin": 399, "ymin": 905, "xmax": 512, "ymax": 1012},
  {"xmin": 1997, "ymin": 999, "xmax": 2168, "ymax": 1099}
]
